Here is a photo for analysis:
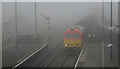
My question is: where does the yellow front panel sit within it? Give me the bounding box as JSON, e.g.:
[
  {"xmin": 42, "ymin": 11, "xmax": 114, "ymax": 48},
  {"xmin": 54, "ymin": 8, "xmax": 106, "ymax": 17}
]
[{"xmin": 64, "ymin": 39, "xmax": 81, "ymax": 47}]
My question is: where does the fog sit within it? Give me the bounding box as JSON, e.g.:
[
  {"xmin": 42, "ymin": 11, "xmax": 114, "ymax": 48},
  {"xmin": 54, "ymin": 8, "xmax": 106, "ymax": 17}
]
[
  {"xmin": 2, "ymin": 2, "xmax": 102, "ymax": 43},
  {"xmin": 2, "ymin": 2, "xmax": 118, "ymax": 67},
  {"xmin": 3, "ymin": 2, "xmax": 101, "ymax": 34}
]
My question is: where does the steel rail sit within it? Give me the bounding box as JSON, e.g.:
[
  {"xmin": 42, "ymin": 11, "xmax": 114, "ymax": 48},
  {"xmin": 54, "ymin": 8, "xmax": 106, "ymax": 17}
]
[
  {"xmin": 31, "ymin": 41, "xmax": 63, "ymax": 68},
  {"xmin": 74, "ymin": 43, "xmax": 86, "ymax": 69},
  {"xmin": 12, "ymin": 44, "xmax": 47, "ymax": 69},
  {"xmin": 43, "ymin": 47, "xmax": 64, "ymax": 69}
]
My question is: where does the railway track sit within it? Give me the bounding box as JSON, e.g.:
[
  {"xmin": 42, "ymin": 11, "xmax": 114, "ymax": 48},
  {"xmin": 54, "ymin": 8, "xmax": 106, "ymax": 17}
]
[
  {"xmin": 12, "ymin": 41, "xmax": 63, "ymax": 68},
  {"xmin": 74, "ymin": 44, "xmax": 86, "ymax": 69},
  {"xmin": 12, "ymin": 42, "xmax": 86, "ymax": 69},
  {"xmin": 31, "ymin": 43, "xmax": 63, "ymax": 68},
  {"xmin": 44, "ymin": 43, "xmax": 86, "ymax": 69}
]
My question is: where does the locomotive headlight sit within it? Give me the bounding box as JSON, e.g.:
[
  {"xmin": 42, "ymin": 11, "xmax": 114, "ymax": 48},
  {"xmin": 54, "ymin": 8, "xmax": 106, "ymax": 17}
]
[{"xmin": 65, "ymin": 44, "xmax": 67, "ymax": 46}]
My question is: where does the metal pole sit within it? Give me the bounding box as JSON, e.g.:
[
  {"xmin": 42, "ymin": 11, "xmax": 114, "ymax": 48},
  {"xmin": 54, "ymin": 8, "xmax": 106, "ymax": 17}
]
[
  {"xmin": 34, "ymin": 2, "xmax": 39, "ymax": 42},
  {"xmin": 15, "ymin": 0, "xmax": 18, "ymax": 50},
  {"xmin": 48, "ymin": 17, "xmax": 51, "ymax": 44},
  {"xmin": 41, "ymin": 14, "xmax": 51, "ymax": 44},
  {"xmin": 102, "ymin": 0, "xmax": 105, "ymax": 67},
  {"xmin": 110, "ymin": 0, "xmax": 113, "ymax": 60}
]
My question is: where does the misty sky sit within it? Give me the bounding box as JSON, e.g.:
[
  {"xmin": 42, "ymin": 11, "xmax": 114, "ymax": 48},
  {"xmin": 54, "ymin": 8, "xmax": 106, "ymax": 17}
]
[
  {"xmin": 2, "ymin": 2, "xmax": 118, "ymax": 37},
  {"xmin": 3, "ymin": 2, "xmax": 101, "ymax": 35}
]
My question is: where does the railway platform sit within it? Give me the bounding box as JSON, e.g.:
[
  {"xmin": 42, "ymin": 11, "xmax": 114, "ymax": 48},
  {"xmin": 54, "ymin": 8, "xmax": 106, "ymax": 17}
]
[{"xmin": 76, "ymin": 43, "xmax": 118, "ymax": 68}]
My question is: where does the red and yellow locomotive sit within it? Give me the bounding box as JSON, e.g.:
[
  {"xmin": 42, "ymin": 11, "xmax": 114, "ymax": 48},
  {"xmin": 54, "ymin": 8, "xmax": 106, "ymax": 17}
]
[{"xmin": 64, "ymin": 26, "xmax": 82, "ymax": 47}]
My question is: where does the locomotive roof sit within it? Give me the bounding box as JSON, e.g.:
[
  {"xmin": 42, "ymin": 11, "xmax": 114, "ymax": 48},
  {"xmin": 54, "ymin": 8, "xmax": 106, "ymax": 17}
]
[
  {"xmin": 65, "ymin": 28, "xmax": 81, "ymax": 33},
  {"xmin": 64, "ymin": 25, "xmax": 84, "ymax": 33}
]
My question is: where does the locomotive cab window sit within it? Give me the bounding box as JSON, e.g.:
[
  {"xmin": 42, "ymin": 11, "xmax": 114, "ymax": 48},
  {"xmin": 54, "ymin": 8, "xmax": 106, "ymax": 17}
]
[
  {"xmin": 73, "ymin": 33, "xmax": 80, "ymax": 39},
  {"xmin": 65, "ymin": 33, "xmax": 72, "ymax": 39}
]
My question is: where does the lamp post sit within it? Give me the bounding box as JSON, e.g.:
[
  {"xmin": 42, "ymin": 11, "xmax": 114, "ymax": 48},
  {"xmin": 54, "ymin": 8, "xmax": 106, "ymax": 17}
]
[
  {"xmin": 41, "ymin": 14, "xmax": 51, "ymax": 44},
  {"xmin": 15, "ymin": 0, "xmax": 18, "ymax": 50},
  {"xmin": 110, "ymin": 0, "xmax": 113, "ymax": 60},
  {"xmin": 102, "ymin": 0, "xmax": 105, "ymax": 67},
  {"xmin": 34, "ymin": 2, "xmax": 40, "ymax": 43}
]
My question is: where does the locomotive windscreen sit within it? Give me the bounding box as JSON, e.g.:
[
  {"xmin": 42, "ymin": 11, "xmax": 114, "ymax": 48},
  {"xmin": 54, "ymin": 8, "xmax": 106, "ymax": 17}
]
[
  {"xmin": 65, "ymin": 33, "xmax": 72, "ymax": 39},
  {"xmin": 73, "ymin": 33, "xmax": 80, "ymax": 39}
]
